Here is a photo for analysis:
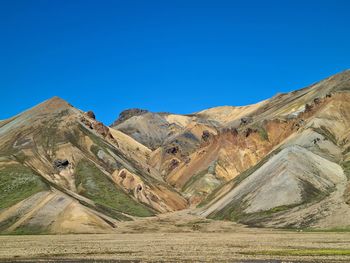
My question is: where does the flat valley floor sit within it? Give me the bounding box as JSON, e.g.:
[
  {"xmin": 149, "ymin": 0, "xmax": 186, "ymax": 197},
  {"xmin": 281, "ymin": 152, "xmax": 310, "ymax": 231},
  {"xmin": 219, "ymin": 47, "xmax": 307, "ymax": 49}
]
[{"xmin": 1, "ymin": 212, "xmax": 350, "ymax": 262}]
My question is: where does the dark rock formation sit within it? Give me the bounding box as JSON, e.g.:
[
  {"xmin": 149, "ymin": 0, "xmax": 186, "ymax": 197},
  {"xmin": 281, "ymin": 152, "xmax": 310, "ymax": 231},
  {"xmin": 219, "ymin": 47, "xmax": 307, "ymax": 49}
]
[
  {"xmin": 305, "ymin": 103, "xmax": 313, "ymax": 113},
  {"xmin": 80, "ymin": 117, "xmax": 118, "ymax": 146},
  {"xmin": 53, "ymin": 159, "xmax": 69, "ymax": 170},
  {"xmin": 244, "ymin": 128, "xmax": 256, "ymax": 137},
  {"xmin": 169, "ymin": 159, "xmax": 180, "ymax": 171},
  {"xmin": 313, "ymin": 97, "xmax": 321, "ymax": 104},
  {"xmin": 86, "ymin": 111, "xmax": 96, "ymax": 119},
  {"xmin": 119, "ymin": 170, "xmax": 127, "ymax": 179},
  {"xmin": 221, "ymin": 127, "xmax": 238, "ymax": 136},
  {"xmin": 80, "ymin": 117, "xmax": 93, "ymax": 129},
  {"xmin": 165, "ymin": 145, "xmax": 179, "ymax": 155},
  {"xmin": 111, "ymin": 108, "xmax": 149, "ymax": 126},
  {"xmin": 313, "ymin": 137, "xmax": 321, "ymax": 144},
  {"xmin": 294, "ymin": 119, "xmax": 305, "ymax": 130},
  {"xmin": 201, "ymin": 130, "xmax": 212, "ymax": 142},
  {"xmin": 94, "ymin": 122, "xmax": 109, "ymax": 137},
  {"xmin": 240, "ymin": 117, "xmax": 253, "ymax": 125}
]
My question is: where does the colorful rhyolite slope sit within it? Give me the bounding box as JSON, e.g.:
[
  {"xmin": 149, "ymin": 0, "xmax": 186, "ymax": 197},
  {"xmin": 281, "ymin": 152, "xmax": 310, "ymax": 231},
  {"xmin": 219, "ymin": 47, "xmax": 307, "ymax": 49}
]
[{"xmin": 1, "ymin": 70, "xmax": 350, "ymax": 233}]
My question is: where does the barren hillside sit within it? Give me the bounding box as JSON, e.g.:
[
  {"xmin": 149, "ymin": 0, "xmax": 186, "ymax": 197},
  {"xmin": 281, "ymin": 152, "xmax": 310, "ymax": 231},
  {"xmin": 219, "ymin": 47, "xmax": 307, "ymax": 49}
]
[{"xmin": 1, "ymin": 70, "xmax": 350, "ymax": 233}]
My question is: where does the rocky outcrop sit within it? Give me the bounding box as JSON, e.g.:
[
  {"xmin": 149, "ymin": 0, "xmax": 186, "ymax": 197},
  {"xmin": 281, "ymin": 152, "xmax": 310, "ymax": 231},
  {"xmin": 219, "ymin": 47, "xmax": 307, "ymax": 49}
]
[
  {"xmin": 111, "ymin": 108, "xmax": 149, "ymax": 126},
  {"xmin": 80, "ymin": 116, "xmax": 118, "ymax": 146},
  {"xmin": 85, "ymin": 111, "xmax": 96, "ymax": 119},
  {"xmin": 53, "ymin": 159, "xmax": 69, "ymax": 170},
  {"xmin": 169, "ymin": 158, "xmax": 180, "ymax": 171},
  {"xmin": 94, "ymin": 122, "xmax": 110, "ymax": 137},
  {"xmin": 201, "ymin": 130, "xmax": 212, "ymax": 142},
  {"xmin": 165, "ymin": 145, "xmax": 179, "ymax": 155},
  {"xmin": 113, "ymin": 168, "xmax": 187, "ymax": 213},
  {"xmin": 240, "ymin": 117, "xmax": 253, "ymax": 125},
  {"xmin": 80, "ymin": 116, "xmax": 93, "ymax": 129}
]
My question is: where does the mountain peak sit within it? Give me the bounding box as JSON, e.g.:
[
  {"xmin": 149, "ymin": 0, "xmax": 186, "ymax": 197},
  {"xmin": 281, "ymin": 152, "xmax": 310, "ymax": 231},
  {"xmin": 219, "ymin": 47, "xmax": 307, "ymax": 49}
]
[
  {"xmin": 111, "ymin": 108, "xmax": 149, "ymax": 127},
  {"xmin": 45, "ymin": 96, "xmax": 70, "ymax": 106},
  {"xmin": 29, "ymin": 96, "xmax": 72, "ymax": 115}
]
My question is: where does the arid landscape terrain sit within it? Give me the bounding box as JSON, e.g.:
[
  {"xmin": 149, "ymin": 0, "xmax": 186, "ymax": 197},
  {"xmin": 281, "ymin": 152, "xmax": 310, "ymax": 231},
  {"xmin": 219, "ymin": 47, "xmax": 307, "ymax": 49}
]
[
  {"xmin": 1, "ymin": 71, "xmax": 350, "ymax": 262},
  {"xmin": 1, "ymin": 213, "xmax": 350, "ymax": 262}
]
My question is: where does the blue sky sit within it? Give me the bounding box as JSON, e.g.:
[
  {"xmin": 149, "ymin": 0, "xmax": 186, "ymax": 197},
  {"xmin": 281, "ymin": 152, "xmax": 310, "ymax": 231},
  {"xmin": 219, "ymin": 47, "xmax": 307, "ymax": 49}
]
[{"xmin": 1, "ymin": 0, "xmax": 349, "ymax": 124}]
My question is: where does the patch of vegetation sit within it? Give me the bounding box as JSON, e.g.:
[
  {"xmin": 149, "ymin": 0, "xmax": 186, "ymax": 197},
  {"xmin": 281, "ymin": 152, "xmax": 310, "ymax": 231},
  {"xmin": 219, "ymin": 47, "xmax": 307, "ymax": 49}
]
[
  {"xmin": 79, "ymin": 123, "xmax": 108, "ymax": 149},
  {"xmin": 0, "ymin": 133, "xmax": 24, "ymax": 157},
  {"xmin": 238, "ymin": 203, "xmax": 302, "ymax": 227},
  {"xmin": 241, "ymin": 185, "xmax": 334, "ymax": 229},
  {"xmin": 201, "ymin": 147, "xmax": 283, "ymax": 209},
  {"xmin": 312, "ymin": 126, "xmax": 337, "ymax": 145},
  {"xmin": 206, "ymin": 146, "xmax": 331, "ymax": 228},
  {"xmin": 299, "ymin": 178, "xmax": 325, "ymax": 202},
  {"xmin": 12, "ymin": 151, "xmax": 27, "ymax": 164},
  {"xmin": 300, "ymin": 227, "xmax": 350, "ymax": 232},
  {"xmin": 94, "ymin": 203, "xmax": 133, "ymax": 221},
  {"xmin": 334, "ymin": 83, "xmax": 350, "ymax": 92},
  {"xmin": 0, "ymin": 164, "xmax": 48, "ymax": 211},
  {"xmin": 257, "ymin": 127, "xmax": 269, "ymax": 141},
  {"xmin": 64, "ymin": 127, "xmax": 82, "ymax": 148},
  {"xmin": 182, "ymin": 169, "xmax": 207, "ymax": 192},
  {"xmin": 72, "ymin": 198, "xmax": 131, "ymax": 222},
  {"xmin": 90, "ymin": 144, "xmax": 102, "ymax": 157},
  {"xmin": 235, "ymin": 147, "xmax": 282, "ymax": 187},
  {"xmin": 182, "ymin": 165, "xmax": 221, "ymax": 193},
  {"xmin": 74, "ymin": 160, "xmax": 154, "ymax": 218},
  {"xmin": 240, "ymin": 249, "xmax": 350, "ymax": 256},
  {"xmin": 343, "ymin": 146, "xmax": 350, "ymax": 157},
  {"xmin": 258, "ymin": 204, "xmax": 298, "ymax": 215},
  {"xmin": 208, "ymin": 198, "xmax": 245, "ymax": 221},
  {"xmin": 89, "ymin": 144, "xmax": 120, "ymax": 173},
  {"xmin": 39, "ymin": 119, "xmax": 60, "ymax": 159},
  {"xmin": 342, "ymin": 161, "xmax": 350, "ymax": 179},
  {"xmin": 209, "ymin": 198, "xmax": 290, "ymax": 225},
  {"xmin": 9, "ymin": 224, "xmax": 48, "ymax": 235},
  {"xmin": 0, "ymin": 214, "xmax": 22, "ymax": 233},
  {"xmin": 80, "ymin": 122, "xmax": 159, "ymax": 185},
  {"xmin": 57, "ymin": 109, "xmax": 70, "ymax": 118},
  {"xmin": 182, "ymin": 132, "xmax": 199, "ymax": 141},
  {"xmin": 182, "ymin": 167, "xmax": 224, "ymax": 204},
  {"xmin": 79, "ymin": 124, "xmax": 125, "ymax": 168}
]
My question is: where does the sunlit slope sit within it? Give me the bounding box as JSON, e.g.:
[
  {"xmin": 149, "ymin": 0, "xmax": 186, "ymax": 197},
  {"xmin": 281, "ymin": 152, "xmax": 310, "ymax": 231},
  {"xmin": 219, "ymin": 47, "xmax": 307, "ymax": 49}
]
[
  {"xmin": 0, "ymin": 97, "xmax": 186, "ymax": 234},
  {"xmin": 199, "ymin": 86, "xmax": 350, "ymax": 228},
  {"xmin": 1, "ymin": 70, "xmax": 350, "ymax": 233}
]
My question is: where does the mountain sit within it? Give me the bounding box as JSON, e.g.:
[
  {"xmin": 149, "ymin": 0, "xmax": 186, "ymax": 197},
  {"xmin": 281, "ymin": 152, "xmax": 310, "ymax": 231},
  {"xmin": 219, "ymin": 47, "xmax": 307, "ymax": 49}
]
[
  {"xmin": 0, "ymin": 97, "xmax": 186, "ymax": 234},
  {"xmin": 196, "ymin": 71, "xmax": 350, "ymax": 228},
  {"xmin": 1, "ymin": 70, "xmax": 350, "ymax": 234}
]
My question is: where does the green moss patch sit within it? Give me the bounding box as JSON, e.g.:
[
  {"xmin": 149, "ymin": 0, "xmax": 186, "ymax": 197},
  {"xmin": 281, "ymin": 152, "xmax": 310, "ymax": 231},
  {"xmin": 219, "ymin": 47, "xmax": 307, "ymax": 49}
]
[
  {"xmin": 300, "ymin": 227, "xmax": 350, "ymax": 232},
  {"xmin": 9, "ymin": 224, "xmax": 48, "ymax": 235},
  {"xmin": 342, "ymin": 161, "xmax": 350, "ymax": 179},
  {"xmin": 74, "ymin": 160, "xmax": 154, "ymax": 218},
  {"xmin": 0, "ymin": 164, "xmax": 48, "ymax": 211}
]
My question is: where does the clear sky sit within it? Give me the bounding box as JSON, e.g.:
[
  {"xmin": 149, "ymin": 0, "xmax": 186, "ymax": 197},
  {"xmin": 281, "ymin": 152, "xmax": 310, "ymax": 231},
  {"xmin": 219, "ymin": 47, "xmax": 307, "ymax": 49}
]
[{"xmin": 1, "ymin": 0, "xmax": 349, "ymax": 124}]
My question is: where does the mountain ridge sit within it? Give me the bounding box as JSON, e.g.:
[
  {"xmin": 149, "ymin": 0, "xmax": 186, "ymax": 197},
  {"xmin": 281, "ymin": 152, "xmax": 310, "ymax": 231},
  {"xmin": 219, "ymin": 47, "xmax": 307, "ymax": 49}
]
[{"xmin": 1, "ymin": 70, "xmax": 350, "ymax": 233}]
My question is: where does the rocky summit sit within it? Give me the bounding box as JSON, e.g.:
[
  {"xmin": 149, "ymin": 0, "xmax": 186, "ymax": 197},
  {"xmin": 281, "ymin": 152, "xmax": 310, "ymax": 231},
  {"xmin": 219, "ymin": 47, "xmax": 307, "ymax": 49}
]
[{"xmin": 1, "ymin": 70, "xmax": 350, "ymax": 234}]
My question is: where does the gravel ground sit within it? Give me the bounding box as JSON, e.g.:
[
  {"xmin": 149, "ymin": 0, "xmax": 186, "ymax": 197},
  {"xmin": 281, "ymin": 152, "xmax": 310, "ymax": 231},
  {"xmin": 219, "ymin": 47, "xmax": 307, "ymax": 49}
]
[{"xmin": 1, "ymin": 231, "xmax": 350, "ymax": 262}]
